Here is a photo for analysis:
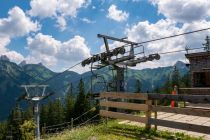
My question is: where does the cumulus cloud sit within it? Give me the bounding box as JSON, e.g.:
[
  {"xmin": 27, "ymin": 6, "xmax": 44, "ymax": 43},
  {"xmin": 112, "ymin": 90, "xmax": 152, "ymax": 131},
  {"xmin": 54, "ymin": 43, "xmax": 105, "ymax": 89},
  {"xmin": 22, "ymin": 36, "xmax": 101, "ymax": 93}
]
[
  {"xmin": 0, "ymin": 6, "xmax": 40, "ymax": 37},
  {"xmin": 0, "ymin": 37, "xmax": 24, "ymax": 63},
  {"xmin": 56, "ymin": 16, "xmax": 67, "ymax": 31},
  {"xmin": 107, "ymin": 4, "xmax": 129, "ymax": 22},
  {"xmin": 0, "ymin": 37, "xmax": 10, "ymax": 53},
  {"xmin": 29, "ymin": 0, "xmax": 89, "ymax": 30},
  {"xmin": 28, "ymin": 0, "xmax": 58, "ymax": 18},
  {"xmin": 26, "ymin": 33, "xmax": 91, "ymax": 70},
  {"xmin": 151, "ymin": 0, "xmax": 210, "ymax": 23},
  {"xmin": 125, "ymin": 19, "xmax": 210, "ymax": 69},
  {"xmin": 0, "ymin": 6, "xmax": 39, "ymax": 63}
]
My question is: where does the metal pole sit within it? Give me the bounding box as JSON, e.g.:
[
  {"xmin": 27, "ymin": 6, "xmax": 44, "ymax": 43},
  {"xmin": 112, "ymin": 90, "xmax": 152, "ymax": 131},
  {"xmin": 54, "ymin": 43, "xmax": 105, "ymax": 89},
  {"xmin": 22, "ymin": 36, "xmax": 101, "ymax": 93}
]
[{"xmin": 34, "ymin": 102, "xmax": 40, "ymax": 140}]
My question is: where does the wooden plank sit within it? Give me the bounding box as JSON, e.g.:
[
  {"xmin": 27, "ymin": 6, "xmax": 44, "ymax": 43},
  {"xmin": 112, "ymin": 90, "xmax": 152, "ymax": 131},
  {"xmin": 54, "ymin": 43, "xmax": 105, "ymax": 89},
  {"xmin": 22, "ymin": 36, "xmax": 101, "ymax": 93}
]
[
  {"xmin": 145, "ymin": 100, "xmax": 152, "ymax": 129},
  {"xmin": 148, "ymin": 94, "xmax": 210, "ymax": 103},
  {"xmin": 100, "ymin": 110, "xmax": 147, "ymax": 123},
  {"xmin": 179, "ymin": 88, "xmax": 210, "ymax": 95},
  {"xmin": 100, "ymin": 101, "xmax": 148, "ymax": 111},
  {"xmin": 151, "ymin": 106, "xmax": 210, "ymax": 117},
  {"xmin": 154, "ymin": 100, "xmax": 157, "ymax": 130},
  {"xmin": 100, "ymin": 92, "xmax": 148, "ymax": 100},
  {"xmin": 149, "ymin": 118, "xmax": 210, "ymax": 134}
]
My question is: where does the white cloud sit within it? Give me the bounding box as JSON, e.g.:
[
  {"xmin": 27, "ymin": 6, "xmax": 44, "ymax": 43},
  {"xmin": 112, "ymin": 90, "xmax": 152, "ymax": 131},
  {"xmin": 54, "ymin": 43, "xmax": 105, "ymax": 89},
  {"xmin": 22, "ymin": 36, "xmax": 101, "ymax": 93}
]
[
  {"xmin": 151, "ymin": 0, "xmax": 210, "ymax": 23},
  {"xmin": 57, "ymin": 0, "xmax": 87, "ymax": 17},
  {"xmin": 125, "ymin": 19, "xmax": 210, "ymax": 69},
  {"xmin": 29, "ymin": 0, "xmax": 89, "ymax": 30},
  {"xmin": 26, "ymin": 33, "xmax": 91, "ymax": 71},
  {"xmin": 0, "ymin": 36, "xmax": 24, "ymax": 63},
  {"xmin": 81, "ymin": 17, "xmax": 96, "ymax": 24},
  {"xmin": 4, "ymin": 51, "xmax": 24, "ymax": 62},
  {"xmin": 0, "ymin": 6, "xmax": 40, "ymax": 37},
  {"xmin": 56, "ymin": 16, "xmax": 67, "ymax": 31},
  {"xmin": 29, "ymin": 0, "xmax": 58, "ymax": 18},
  {"xmin": 0, "ymin": 6, "xmax": 39, "ymax": 63},
  {"xmin": 0, "ymin": 37, "xmax": 10, "ymax": 53},
  {"xmin": 107, "ymin": 4, "xmax": 129, "ymax": 22}
]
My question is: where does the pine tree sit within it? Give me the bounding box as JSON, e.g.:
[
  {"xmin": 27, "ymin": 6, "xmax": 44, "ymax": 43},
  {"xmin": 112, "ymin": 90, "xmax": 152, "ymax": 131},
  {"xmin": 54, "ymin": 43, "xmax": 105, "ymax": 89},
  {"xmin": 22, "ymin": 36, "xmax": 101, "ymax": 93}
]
[
  {"xmin": 7, "ymin": 104, "xmax": 23, "ymax": 140},
  {"xmin": 54, "ymin": 99, "xmax": 65, "ymax": 124},
  {"xmin": 65, "ymin": 83, "xmax": 75, "ymax": 122},
  {"xmin": 171, "ymin": 66, "xmax": 180, "ymax": 87},
  {"xmin": 23, "ymin": 103, "xmax": 33, "ymax": 121},
  {"xmin": 135, "ymin": 79, "xmax": 141, "ymax": 93},
  {"xmin": 40, "ymin": 104, "xmax": 49, "ymax": 126},
  {"xmin": 47, "ymin": 101, "xmax": 57, "ymax": 126},
  {"xmin": 74, "ymin": 79, "xmax": 90, "ymax": 120},
  {"xmin": 163, "ymin": 74, "xmax": 172, "ymax": 94}
]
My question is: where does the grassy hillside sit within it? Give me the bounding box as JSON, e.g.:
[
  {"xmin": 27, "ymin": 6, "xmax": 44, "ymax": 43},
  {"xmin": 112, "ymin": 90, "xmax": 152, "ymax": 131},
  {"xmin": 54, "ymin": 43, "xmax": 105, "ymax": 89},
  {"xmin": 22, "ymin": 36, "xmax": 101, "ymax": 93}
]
[{"xmin": 45, "ymin": 120, "xmax": 203, "ymax": 140}]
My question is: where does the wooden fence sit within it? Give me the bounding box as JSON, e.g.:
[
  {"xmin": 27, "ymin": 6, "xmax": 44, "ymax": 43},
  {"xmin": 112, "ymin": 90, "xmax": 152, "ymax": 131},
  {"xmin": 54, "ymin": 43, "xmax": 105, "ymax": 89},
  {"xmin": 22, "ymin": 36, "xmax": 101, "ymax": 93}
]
[{"xmin": 99, "ymin": 92, "xmax": 210, "ymax": 134}]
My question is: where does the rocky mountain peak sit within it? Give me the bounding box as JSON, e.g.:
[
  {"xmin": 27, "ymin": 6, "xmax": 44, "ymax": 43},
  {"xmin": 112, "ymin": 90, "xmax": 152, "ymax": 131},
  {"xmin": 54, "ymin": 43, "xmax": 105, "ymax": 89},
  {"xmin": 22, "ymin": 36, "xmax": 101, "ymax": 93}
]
[
  {"xmin": 174, "ymin": 61, "xmax": 186, "ymax": 69},
  {"xmin": 0, "ymin": 55, "xmax": 10, "ymax": 61},
  {"xmin": 19, "ymin": 60, "xmax": 27, "ymax": 67}
]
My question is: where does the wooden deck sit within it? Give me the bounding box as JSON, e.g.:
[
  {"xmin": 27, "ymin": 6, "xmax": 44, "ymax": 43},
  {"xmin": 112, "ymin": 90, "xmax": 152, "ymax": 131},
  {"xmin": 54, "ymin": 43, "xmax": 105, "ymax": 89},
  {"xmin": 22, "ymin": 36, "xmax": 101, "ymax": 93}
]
[{"xmin": 120, "ymin": 112, "xmax": 210, "ymax": 140}]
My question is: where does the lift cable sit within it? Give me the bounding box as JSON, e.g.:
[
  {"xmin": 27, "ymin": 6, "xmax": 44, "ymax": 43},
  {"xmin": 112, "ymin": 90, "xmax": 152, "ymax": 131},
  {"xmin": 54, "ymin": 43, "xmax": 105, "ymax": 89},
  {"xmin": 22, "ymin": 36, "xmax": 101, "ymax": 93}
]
[
  {"xmin": 33, "ymin": 27, "xmax": 210, "ymax": 86},
  {"xmin": 135, "ymin": 27, "xmax": 210, "ymax": 46},
  {"xmin": 39, "ymin": 61, "xmax": 82, "ymax": 85},
  {"xmin": 106, "ymin": 27, "xmax": 210, "ymax": 54}
]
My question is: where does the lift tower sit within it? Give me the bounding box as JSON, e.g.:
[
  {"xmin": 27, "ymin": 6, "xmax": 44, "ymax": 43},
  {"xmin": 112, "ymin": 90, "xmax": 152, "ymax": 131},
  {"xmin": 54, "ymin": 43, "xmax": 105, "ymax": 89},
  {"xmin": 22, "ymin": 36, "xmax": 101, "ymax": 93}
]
[
  {"xmin": 81, "ymin": 34, "xmax": 160, "ymax": 93},
  {"xmin": 20, "ymin": 85, "xmax": 53, "ymax": 140}
]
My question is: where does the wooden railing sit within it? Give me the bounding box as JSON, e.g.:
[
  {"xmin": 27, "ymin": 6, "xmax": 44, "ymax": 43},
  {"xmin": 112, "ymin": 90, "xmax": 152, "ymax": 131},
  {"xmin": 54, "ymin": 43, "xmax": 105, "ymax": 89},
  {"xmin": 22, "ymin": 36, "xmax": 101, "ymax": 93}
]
[
  {"xmin": 179, "ymin": 87, "xmax": 210, "ymax": 95},
  {"xmin": 99, "ymin": 92, "xmax": 210, "ymax": 134}
]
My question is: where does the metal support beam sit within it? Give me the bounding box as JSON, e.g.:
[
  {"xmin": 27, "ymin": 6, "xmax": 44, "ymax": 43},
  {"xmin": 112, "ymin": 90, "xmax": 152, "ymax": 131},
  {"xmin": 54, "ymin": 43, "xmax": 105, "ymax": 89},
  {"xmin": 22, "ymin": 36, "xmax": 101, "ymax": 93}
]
[
  {"xmin": 34, "ymin": 102, "xmax": 40, "ymax": 140},
  {"xmin": 97, "ymin": 34, "xmax": 138, "ymax": 45}
]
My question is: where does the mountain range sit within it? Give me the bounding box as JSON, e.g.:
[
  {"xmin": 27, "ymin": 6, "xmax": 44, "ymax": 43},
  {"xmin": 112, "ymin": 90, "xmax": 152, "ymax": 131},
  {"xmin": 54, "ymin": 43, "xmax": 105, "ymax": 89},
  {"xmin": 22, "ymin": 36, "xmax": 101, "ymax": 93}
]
[{"xmin": 0, "ymin": 57, "xmax": 188, "ymax": 120}]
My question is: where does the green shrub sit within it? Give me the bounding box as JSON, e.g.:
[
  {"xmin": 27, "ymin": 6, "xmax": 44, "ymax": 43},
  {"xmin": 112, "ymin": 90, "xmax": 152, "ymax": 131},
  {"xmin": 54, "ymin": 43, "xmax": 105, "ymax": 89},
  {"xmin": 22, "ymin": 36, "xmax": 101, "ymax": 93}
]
[{"xmin": 20, "ymin": 120, "xmax": 36, "ymax": 140}]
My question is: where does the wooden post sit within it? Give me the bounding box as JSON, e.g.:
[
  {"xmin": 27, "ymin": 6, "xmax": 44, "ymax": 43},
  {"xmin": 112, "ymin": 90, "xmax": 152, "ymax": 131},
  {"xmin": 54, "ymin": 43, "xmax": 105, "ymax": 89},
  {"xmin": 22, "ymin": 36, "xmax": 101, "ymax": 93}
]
[
  {"xmin": 154, "ymin": 100, "xmax": 157, "ymax": 130},
  {"xmin": 145, "ymin": 99, "xmax": 152, "ymax": 129},
  {"xmin": 71, "ymin": 118, "xmax": 73, "ymax": 130},
  {"xmin": 105, "ymin": 98, "xmax": 108, "ymax": 126},
  {"xmin": 41, "ymin": 123, "xmax": 46, "ymax": 137}
]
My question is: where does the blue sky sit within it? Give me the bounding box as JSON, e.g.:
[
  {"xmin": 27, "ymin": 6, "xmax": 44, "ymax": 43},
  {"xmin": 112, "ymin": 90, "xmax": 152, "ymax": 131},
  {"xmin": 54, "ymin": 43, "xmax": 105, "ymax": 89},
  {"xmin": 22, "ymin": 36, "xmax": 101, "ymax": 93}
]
[{"xmin": 0, "ymin": 0, "xmax": 209, "ymax": 72}]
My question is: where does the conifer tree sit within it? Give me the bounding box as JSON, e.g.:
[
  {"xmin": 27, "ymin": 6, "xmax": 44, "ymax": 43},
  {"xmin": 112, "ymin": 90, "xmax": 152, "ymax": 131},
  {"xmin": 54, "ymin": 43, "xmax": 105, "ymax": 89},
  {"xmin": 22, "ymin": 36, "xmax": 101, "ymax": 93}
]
[
  {"xmin": 163, "ymin": 74, "xmax": 172, "ymax": 94},
  {"xmin": 47, "ymin": 101, "xmax": 57, "ymax": 126},
  {"xmin": 7, "ymin": 104, "xmax": 23, "ymax": 140},
  {"xmin": 54, "ymin": 99, "xmax": 65, "ymax": 124},
  {"xmin": 135, "ymin": 79, "xmax": 141, "ymax": 93},
  {"xmin": 65, "ymin": 83, "xmax": 74, "ymax": 122},
  {"xmin": 40, "ymin": 104, "xmax": 49, "ymax": 126},
  {"xmin": 171, "ymin": 66, "xmax": 180, "ymax": 87},
  {"xmin": 74, "ymin": 79, "xmax": 90, "ymax": 119},
  {"xmin": 23, "ymin": 103, "xmax": 33, "ymax": 121}
]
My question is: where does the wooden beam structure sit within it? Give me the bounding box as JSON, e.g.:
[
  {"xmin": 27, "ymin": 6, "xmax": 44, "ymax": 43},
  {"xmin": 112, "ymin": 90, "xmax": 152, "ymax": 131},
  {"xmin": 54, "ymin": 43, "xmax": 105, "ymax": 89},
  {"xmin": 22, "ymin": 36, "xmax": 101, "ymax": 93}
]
[
  {"xmin": 100, "ymin": 92, "xmax": 148, "ymax": 100},
  {"xmin": 149, "ymin": 118, "xmax": 210, "ymax": 134},
  {"xmin": 100, "ymin": 110, "xmax": 147, "ymax": 123},
  {"xmin": 148, "ymin": 94, "xmax": 210, "ymax": 103},
  {"xmin": 151, "ymin": 106, "xmax": 210, "ymax": 117},
  {"xmin": 100, "ymin": 101, "xmax": 148, "ymax": 111}
]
